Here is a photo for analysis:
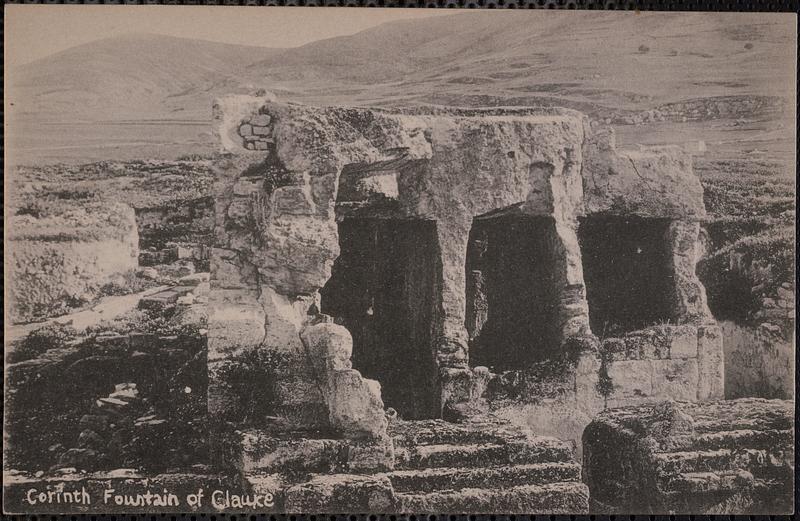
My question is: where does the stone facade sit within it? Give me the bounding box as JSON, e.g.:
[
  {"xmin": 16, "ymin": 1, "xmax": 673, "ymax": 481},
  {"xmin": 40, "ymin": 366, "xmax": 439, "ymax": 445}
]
[
  {"xmin": 209, "ymin": 95, "xmax": 719, "ymax": 441},
  {"xmin": 207, "ymin": 97, "xmax": 725, "ymax": 510}
]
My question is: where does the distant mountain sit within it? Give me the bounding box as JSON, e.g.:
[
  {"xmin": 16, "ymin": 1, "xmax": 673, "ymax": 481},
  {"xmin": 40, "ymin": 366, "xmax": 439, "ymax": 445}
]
[
  {"xmin": 237, "ymin": 11, "xmax": 795, "ymax": 115},
  {"xmin": 6, "ymin": 12, "xmax": 795, "ymax": 164},
  {"xmin": 9, "ymin": 33, "xmax": 282, "ymax": 120}
]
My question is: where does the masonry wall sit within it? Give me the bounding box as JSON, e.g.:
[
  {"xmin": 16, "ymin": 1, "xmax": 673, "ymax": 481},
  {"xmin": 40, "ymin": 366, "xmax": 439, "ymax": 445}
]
[{"xmin": 486, "ymin": 323, "xmax": 723, "ymax": 458}]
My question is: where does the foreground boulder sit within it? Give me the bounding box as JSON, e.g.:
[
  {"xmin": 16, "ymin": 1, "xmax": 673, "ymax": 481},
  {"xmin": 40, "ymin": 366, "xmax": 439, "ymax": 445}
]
[{"xmin": 583, "ymin": 399, "xmax": 793, "ymax": 514}]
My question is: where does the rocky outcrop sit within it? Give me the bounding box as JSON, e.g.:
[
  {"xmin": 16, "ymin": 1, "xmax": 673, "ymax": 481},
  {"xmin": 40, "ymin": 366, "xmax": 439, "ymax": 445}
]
[
  {"xmin": 300, "ymin": 320, "xmax": 387, "ymax": 439},
  {"xmin": 209, "ymin": 95, "xmax": 716, "ymax": 439},
  {"xmin": 7, "ymin": 202, "xmax": 139, "ymax": 323},
  {"xmin": 583, "ymin": 399, "xmax": 794, "ymax": 514}
]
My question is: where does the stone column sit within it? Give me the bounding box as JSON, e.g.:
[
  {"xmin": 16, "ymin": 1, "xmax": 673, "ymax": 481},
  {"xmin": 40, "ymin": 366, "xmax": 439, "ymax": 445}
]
[
  {"xmin": 666, "ymin": 220, "xmax": 713, "ymax": 324},
  {"xmin": 550, "ymin": 219, "xmax": 592, "ymax": 340},
  {"xmin": 548, "ymin": 163, "xmax": 592, "ymax": 341},
  {"xmin": 432, "ymin": 219, "xmax": 472, "ymax": 369}
]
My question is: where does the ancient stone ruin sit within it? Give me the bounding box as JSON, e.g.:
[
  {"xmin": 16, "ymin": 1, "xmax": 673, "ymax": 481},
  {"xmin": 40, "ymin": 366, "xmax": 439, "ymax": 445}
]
[
  {"xmin": 208, "ymin": 94, "xmax": 726, "ymax": 511},
  {"xmin": 583, "ymin": 399, "xmax": 794, "ymax": 513}
]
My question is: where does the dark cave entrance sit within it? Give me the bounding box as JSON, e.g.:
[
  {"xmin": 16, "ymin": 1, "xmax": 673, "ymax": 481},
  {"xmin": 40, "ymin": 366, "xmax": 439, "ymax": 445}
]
[
  {"xmin": 578, "ymin": 215, "xmax": 674, "ymax": 336},
  {"xmin": 465, "ymin": 213, "xmax": 560, "ymax": 371},
  {"xmin": 320, "ymin": 218, "xmax": 439, "ymax": 420}
]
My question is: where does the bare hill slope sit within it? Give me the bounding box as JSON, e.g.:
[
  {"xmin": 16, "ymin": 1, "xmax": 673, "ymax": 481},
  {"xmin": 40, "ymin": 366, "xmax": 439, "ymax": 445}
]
[
  {"xmin": 9, "ymin": 33, "xmax": 282, "ymax": 120},
  {"xmin": 7, "ymin": 12, "xmax": 795, "ymax": 164}
]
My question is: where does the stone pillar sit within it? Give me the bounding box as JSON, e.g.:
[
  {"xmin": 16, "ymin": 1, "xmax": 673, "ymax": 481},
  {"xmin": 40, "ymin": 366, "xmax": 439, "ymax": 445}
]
[
  {"xmin": 432, "ymin": 220, "xmax": 471, "ymax": 369},
  {"xmin": 551, "ymin": 220, "xmax": 592, "ymax": 339},
  {"xmin": 548, "ymin": 161, "xmax": 592, "ymax": 341},
  {"xmin": 666, "ymin": 220, "xmax": 713, "ymax": 324}
]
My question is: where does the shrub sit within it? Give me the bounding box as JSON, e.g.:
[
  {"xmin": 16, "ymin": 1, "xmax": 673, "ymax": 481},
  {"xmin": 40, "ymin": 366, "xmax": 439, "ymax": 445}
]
[
  {"xmin": 98, "ymin": 270, "xmax": 158, "ymax": 298},
  {"xmin": 638, "ymin": 44, "xmax": 650, "ymax": 54},
  {"xmin": 11, "ymin": 323, "xmax": 78, "ymax": 362}
]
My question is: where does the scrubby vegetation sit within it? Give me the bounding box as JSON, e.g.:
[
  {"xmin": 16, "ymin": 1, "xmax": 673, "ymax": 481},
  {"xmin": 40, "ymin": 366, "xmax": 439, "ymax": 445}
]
[
  {"xmin": 9, "ymin": 159, "xmax": 214, "ymax": 211},
  {"xmin": 9, "ymin": 201, "xmax": 137, "ymax": 242},
  {"xmin": 696, "ymin": 157, "xmax": 795, "ymax": 325}
]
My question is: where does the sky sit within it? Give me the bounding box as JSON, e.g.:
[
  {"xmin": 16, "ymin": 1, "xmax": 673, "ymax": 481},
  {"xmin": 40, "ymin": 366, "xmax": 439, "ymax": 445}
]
[{"xmin": 5, "ymin": 5, "xmax": 455, "ymax": 65}]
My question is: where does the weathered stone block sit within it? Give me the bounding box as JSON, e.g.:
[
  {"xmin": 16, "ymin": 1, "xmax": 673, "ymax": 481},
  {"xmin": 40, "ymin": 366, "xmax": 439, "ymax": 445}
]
[
  {"xmin": 233, "ymin": 176, "xmax": 263, "ymax": 196},
  {"xmin": 669, "ymin": 325, "xmax": 698, "ymax": 359},
  {"xmin": 240, "ymin": 432, "xmax": 343, "ymax": 474},
  {"xmin": 651, "ymin": 358, "xmax": 699, "ymax": 401},
  {"xmin": 607, "ymin": 360, "xmax": 652, "ymax": 401},
  {"xmin": 283, "ymin": 474, "xmax": 398, "ymax": 513},
  {"xmin": 697, "ymin": 325, "xmax": 724, "ymax": 400},
  {"xmin": 346, "ymin": 433, "xmax": 395, "ymax": 471},
  {"xmin": 272, "ymin": 186, "xmax": 314, "ymax": 215},
  {"xmin": 300, "ymin": 323, "xmax": 387, "ymax": 438},
  {"xmin": 250, "ymin": 114, "xmax": 272, "ymax": 127}
]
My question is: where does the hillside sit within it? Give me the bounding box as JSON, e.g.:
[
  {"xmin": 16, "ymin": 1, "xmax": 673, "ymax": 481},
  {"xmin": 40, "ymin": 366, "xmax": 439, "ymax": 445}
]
[
  {"xmin": 9, "ymin": 33, "xmax": 282, "ymax": 120},
  {"xmin": 6, "ymin": 11, "xmax": 795, "ymax": 165}
]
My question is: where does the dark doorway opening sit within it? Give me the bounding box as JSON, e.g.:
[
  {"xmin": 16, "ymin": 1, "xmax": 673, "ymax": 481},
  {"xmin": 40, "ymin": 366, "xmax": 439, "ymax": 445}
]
[
  {"xmin": 578, "ymin": 215, "xmax": 674, "ymax": 336},
  {"xmin": 465, "ymin": 214, "xmax": 560, "ymax": 371},
  {"xmin": 320, "ymin": 218, "xmax": 438, "ymax": 420}
]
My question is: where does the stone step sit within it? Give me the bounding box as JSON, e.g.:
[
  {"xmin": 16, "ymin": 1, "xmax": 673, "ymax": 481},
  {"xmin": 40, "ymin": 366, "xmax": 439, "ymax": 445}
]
[
  {"xmin": 687, "ymin": 429, "xmax": 793, "ymax": 452},
  {"xmin": 664, "ymin": 470, "xmax": 754, "ymax": 494},
  {"xmin": 692, "ymin": 416, "xmax": 794, "ymax": 433},
  {"xmin": 389, "ymin": 419, "xmax": 528, "ymax": 447},
  {"xmin": 653, "ymin": 448, "xmax": 770, "ymax": 474},
  {"xmin": 397, "ymin": 481, "xmax": 589, "ymax": 513},
  {"xmin": 395, "ymin": 439, "xmax": 574, "ymax": 470},
  {"xmin": 386, "ymin": 462, "xmax": 581, "ymax": 493}
]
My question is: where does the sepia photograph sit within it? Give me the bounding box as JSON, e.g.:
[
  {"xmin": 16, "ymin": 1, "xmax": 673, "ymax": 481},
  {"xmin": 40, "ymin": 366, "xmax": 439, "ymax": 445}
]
[{"xmin": 3, "ymin": 5, "xmax": 796, "ymax": 514}]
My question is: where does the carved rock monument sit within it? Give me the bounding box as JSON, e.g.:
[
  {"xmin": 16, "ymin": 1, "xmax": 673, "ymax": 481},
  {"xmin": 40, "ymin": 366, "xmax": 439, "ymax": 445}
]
[{"xmin": 207, "ymin": 94, "xmax": 724, "ymax": 512}]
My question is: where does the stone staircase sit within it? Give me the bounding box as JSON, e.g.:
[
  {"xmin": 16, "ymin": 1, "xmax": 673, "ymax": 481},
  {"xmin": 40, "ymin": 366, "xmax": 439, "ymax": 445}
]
[
  {"xmin": 241, "ymin": 417, "xmax": 588, "ymax": 513},
  {"xmin": 386, "ymin": 418, "xmax": 588, "ymax": 513},
  {"xmin": 584, "ymin": 399, "xmax": 794, "ymax": 514}
]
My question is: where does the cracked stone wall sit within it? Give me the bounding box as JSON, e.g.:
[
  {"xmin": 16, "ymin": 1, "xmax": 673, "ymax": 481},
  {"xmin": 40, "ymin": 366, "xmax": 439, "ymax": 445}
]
[{"xmin": 208, "ymin": 95, "xmax": 718, "ymax": 437}]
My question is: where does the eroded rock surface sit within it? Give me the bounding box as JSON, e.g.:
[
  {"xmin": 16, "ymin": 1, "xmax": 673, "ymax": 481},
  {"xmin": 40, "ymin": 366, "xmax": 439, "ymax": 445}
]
[
  {"xmin": 209, "ymin": 95, "xmax": 716, "ymax": 441},
  {"xmin": 583, "ymin": 399, "xmax": 794, "ymax": 514}
]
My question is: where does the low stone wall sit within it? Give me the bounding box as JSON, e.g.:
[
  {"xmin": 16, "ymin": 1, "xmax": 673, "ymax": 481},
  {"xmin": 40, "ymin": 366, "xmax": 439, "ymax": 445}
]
[
  {"xmin": 600, "ymin": 324, "xmax": 724, "ymax": 406},
  {"xmin": 486, "ymin": 324, "xmax": 723, "ymax": 457},
  {"xmin": 583, "ymin": 399, "xmax": 794, "ymax": 514},
  {"xmin": 134, "ymin": 196, "xmax": 214, "ymax": 250},
  {"xmin": 7, "ymin": 202, "xmax": 139, "ymax": 323}
]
